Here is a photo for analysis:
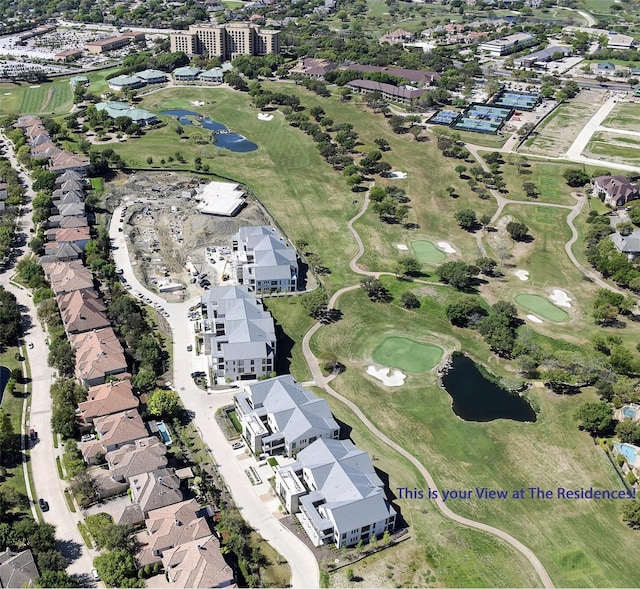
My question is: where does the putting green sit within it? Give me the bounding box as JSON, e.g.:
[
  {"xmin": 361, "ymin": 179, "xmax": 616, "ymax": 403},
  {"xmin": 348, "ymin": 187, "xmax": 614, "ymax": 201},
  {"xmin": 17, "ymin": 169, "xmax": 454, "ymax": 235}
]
[
  {"xmin": 372, "ymin": 337, "xmax": 443, "ymax": 373},
  {"xmin": 411, "ymin": 240, "xmax": 446, "ymax": 263},
  {"xmin": 515, "ymin": 294, "xmax": 569, "ymax": 322}
]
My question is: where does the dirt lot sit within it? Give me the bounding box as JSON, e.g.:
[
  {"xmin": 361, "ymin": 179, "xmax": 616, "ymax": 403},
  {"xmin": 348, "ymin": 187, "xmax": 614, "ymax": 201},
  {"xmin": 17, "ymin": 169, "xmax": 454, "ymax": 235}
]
[
  {"xmin": 521, "ymin": 89, "xmax": 607, "ymax": 157},
  {"xmin": 105, "ymin": 172, "xmax": 272, "ymax": 301}
]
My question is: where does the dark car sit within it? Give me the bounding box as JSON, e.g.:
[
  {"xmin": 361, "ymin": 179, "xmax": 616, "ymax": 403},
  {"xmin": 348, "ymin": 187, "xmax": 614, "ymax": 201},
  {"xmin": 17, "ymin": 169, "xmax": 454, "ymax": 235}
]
[{"xmin": 38, "ymin": 498, "xmax": 49, "ymax": 512}]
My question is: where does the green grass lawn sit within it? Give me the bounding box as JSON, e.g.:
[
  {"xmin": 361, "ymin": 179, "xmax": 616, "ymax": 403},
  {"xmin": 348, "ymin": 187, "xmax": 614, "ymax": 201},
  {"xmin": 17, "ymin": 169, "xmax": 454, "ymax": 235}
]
[
  {"xmin": 602, "ymin": 103, "xmax": 640, "ymax": 132},
  {"xmin": 411, "ymin": 240, "xmax": 446, "ymax": 263},
  {"xmin": 586, "ymin": 131, "xmax": 640, "ymax": 164},
  {"xmin": 514, "ymin": 294, "xmax": 570, "ymax": 322},
  {"xmin": 0, "ymin": 78, "xmax": 73, "ymax": 118},
  {"xmin": 581, "ymin": 0, "xmax": 616, "ymax": 12},
  {"xmin": 372, "ymin": 336, "xmax": 443, "ymax": 372}
]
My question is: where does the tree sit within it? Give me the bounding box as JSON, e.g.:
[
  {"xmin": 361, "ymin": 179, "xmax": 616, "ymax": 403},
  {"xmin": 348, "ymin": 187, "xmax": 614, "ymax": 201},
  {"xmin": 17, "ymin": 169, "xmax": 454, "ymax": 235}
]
[
  {"xmin": 475, "ymin": 256, "xmax": 497, "ymax": 275},
  {"xmin": 132, "ymin": 368, "xmax": 157, "ymax": 394},
  {"xmin": 522, "ymin": 181, "xmax": 538, "ymax": 198},
  {"xmin": 0, "ymin": 287, "xmax": 21, "ymax": 349},
  {"xmin": 301, "ymin": 289, "xmax": 329, "ymax": 319},
  {"xmin": 562, "ymin": 168, "xmax": 590, "ymax": 187},
  {"xmin": 396, "ymin": 257, "xmax": 421, "ymax": 278},
  {"xmin": 0, "ymin": 413, "xmax": 15, "ymax": 465},
  {"xmin": 575, "ymin": 401, "xmax": 615, "ymax": 435},
  {"xmin": 51, "ymin": 403, "xmax": 77, "ymax": 439},
  {"xmin": 93, "ymin": 550, "xmax": 142, "ymax": 588},
  {"xmin": 621, "ymin": 499, "xmax": 640, "ymax": 529},
  {"xmin": 48, "ymin": 339, "xmax": 75, "ymax": 376},
  {"xmin": 446, "ymin": 295, "xmax": 486, "ymax": 327},
  {"xmin": 615, "ymin": 420, "xmax": 640, "ymax": 445},
  {"xmin": 506, "ymin": 221, "xmax": 529, "ymax": 241},
  {"xmin": 454, "ymin": 208, "xmax": 477, "ymax": 230},
  {"xmin": 360, "ymin": 277, "xmax": 392, "ymax": 303},
  {"xmin": 480, "ymin": 214, "xmax": 492, "ymax": 227},
  {"xmin": 400, "ymin": 291, "xmax": 420, "ymax": 309},
  {"xmin": 35, "ymin": 550, "xmax": 69, "ymax": 572},
  {"xmin": 36, "ymin": 571, "xmax": 79, "ymax": 588},
  {"xmin": 436, "ymin": 261, "xmax": 478, "ymax": 290},
  {"xmin": 147, "ymin": 389, "xmax": 181, "ymax": 419},
  {"xmin": 455, "ymin": 165, "xmax": 467, "ymax": 177}
]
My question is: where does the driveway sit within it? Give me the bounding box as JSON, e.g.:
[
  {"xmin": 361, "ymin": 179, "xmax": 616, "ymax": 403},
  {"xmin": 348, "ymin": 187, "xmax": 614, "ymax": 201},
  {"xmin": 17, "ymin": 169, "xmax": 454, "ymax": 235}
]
[{"xmin": 109, "ymin": 206, "xmax": 320, "ymax": 588}]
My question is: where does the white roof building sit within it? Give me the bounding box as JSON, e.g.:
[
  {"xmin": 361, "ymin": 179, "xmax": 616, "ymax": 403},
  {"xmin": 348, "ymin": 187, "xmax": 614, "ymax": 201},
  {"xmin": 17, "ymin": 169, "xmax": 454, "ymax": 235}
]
[{"xmin": 195, "ymin": 181, "xmax": 246, "ymax": 216}]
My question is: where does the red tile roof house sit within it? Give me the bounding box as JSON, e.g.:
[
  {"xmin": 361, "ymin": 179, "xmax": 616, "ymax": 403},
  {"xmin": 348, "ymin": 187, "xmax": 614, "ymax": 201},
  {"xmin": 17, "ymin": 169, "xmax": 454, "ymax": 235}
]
[
  {"xmin": 592, "ymin": 175, "xmax": 640, "ymax": 207},
  {"xmin": 57, "ymin": 288, "xmax": 110, "ymax": 335},
  {"xmin": 90, "ymin": 436, "xmax": 167, "ymax": 499},
  {"xmin": 49, "ymin": 227, "xmax": 91, "ymax": 251},
  {"xmin": 82, "ymin": 410, "xmax": 148, "ymax": 464},
  {"xmin": 43, "ymin": 260, "xmax": 95, "ymax": 295},
  {"xmin": 162, "ymin": 535, "xmax": 235, "ymax": 588},
  {"xmin": 48, "ymin": 150, "xmax": 90, "ymax": 175},
  {"xmin": 136, "ymin": 499, "xmax": 213, "ymax": 567},
  {"xmin": 77, "ymin": 379, "xmax": 139, "ymax": 429},
  {"xmin": 71, "ymin": 327, "xmax": 128, "ymax": 388}
]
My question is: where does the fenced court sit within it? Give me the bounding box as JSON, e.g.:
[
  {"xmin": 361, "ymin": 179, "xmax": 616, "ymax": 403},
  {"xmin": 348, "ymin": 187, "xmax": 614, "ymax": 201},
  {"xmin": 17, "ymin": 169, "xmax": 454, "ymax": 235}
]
[
  {"xmin": 453, "ymin": 104, "xmax": 513, "ymax": 134},
  {"xmin": 429, "ymin": 110, "xmax": 460, "ymax": 126},
  {"xmin": 492, "ymin": 90, "xmax": 541, "ymax": 111}
]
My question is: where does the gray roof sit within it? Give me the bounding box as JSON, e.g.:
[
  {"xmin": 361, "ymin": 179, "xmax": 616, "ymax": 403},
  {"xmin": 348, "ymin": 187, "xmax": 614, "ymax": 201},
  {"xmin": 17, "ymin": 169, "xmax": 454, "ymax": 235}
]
[
  {"xmin": 611, "ymin": 229, "xmax": 640, "ymax": 254},
  {"xmin": 294, "ymin": 439, "xmax": 395, "ymax": 533},
  {"xmin": 514, "ymin": 45, "xmax": 570, "ymax": 63},
  {"xmin": 235, "ymin": 226, "xmax": 297, "ymax": 285},
  {"xmin": 130, "ymin": 467, "xmax": 183, "ymax": 514},
  {"xmin": 0, "ymin": 549, "xmax": 39, "ymax": 588}
]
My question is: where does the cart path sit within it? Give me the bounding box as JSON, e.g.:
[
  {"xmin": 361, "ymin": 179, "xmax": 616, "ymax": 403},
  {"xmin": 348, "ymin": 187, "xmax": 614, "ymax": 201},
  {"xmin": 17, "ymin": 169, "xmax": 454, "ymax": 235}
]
[{"xmin": 302, "ymin": 190, "xmax": 555, "ymax": 589}]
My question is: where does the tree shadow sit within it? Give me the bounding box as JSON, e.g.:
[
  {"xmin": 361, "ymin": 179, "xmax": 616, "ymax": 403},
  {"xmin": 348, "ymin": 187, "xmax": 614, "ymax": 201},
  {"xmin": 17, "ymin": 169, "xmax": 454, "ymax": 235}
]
[
  {"xmin": 273, "ymin": 321, "xmax": 295, "ymax": 376},
  {"xmin": 56, "ymin": 538, "xmax": 84, "ymax": 564}
]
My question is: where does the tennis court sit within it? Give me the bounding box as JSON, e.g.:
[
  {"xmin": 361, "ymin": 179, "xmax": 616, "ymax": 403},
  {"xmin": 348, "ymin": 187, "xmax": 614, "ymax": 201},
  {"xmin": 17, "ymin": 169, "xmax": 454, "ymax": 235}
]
[
  {"xmin": 493, "ymin": 90, "xmax": 541, "ymax": 111},
  {"xmin": 453, "ymin": 104, "xmax": 513, "ymax": 134},
  {"xmin": 429, "ymin": 110, "xmax": 460, "ymax": 125}
]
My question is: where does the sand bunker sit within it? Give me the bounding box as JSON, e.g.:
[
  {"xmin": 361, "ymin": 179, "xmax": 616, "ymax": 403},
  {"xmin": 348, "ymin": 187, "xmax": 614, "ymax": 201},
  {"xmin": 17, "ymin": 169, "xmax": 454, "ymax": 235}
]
[
  {"xmin": 514, "ymin": 269, "xmax": 529, "ymax": 281},
  {"xmin": 549, "ymin": 289, "xmax": 572, "ymax": 308},
  {"xmin": 396, "ymin": 244, "xmax": 409, "ymax": 251},
  {"xmin": 526, "ymin": 314, "xmax": 543, "ymax": 324},
  {"xmin": 3, "ymin": 92, "xmax": 11, "ymax": 95},
  {"xmin": 366, "ymin": 365, "xmax": 406, "ymax": 387},
  {"xmin": 436, "ymin": 241, "xmax": 456, "ymax": 254},
  {"xmin": 257, "ymin": 113, "xmax": 274, "ymax": 121},
  {"xmin": 191, "ymin": 101, "xmax": 205, "ymax": 106},
  {"xmin": 30, "ymin": 85, "xmax": 40, "ymax": 89},
  {"xmin": 388, "ymin": 171, "xmax": 408, "ymax": 179}
]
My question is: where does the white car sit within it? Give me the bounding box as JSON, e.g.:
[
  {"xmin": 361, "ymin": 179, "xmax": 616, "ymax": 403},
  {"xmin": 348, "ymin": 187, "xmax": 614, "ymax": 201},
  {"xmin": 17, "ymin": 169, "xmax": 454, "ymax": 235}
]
[
  {"xmin": 91, "ymin": 568, "xmax": 100, "ymax": 581},
  {"xmin": 81, "ymin": 434, "xmax": 96, "ymax": 442}
]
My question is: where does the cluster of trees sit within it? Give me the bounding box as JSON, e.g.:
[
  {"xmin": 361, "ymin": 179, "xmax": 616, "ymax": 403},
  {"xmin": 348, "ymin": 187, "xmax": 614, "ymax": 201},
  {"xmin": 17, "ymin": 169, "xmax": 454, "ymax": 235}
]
[
  {"xmin": 370, "ymin": 185, "xmax": 410, "ymax": 225},
  {"xmin": 50, "ymin": 378, "xmax": 86, "ymax": 440},
  {"xmin": 592, "ymin": 289, "xmax": 635, "ymax": 326},
  {"xmin": 0, "ymin": 287, "xmax": 21, "ymax": 351},
  {"xmin": 93, "ymin": 549, "xmax": 144, "ymax": 588},
  {"xmin": 231, "ymin": 54, "xmax": 285, "ymax": 79},
  {"xmin": 586, "ymin": 212, "xmax": 640, "ymax": 291},
  {"xmin": 434, "ymin": 130, "xmax": 470, "ymax": 160},
  {"xmin": 360, "ymin": 277, "xmax": 392, "ymax": 303},
  {"xmin": 118, "ymin": 50, "xmax": 189, "ymax": 75},
  {"xmin": 0, "ymin": 518, "xmax": 76, "ymax": 588},
  {"xmin": 436, "ymin": 261, "xmax": 479, "ymax": 290}
]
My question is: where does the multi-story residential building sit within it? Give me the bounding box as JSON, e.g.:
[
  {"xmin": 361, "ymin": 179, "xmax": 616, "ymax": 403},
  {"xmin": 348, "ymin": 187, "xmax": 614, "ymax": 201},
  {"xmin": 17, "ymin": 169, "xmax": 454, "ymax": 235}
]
[
  {"xmin": 275, "ymin": 439, "xmax": 396, "ymax": 548},
  {"xmin": 234, "ymin": 375, "xmax": 339, "ymax": 457},
  {"xmin": 232, "ymin": 225, "xmax": 298, "ymax": 293},
  {"xmin": 200, "ymin": 285, "xmax": 276, "ymax": 382},
  {"xmin": 170, "ymin": 23, "xmax": 280, "ymax": 60}
]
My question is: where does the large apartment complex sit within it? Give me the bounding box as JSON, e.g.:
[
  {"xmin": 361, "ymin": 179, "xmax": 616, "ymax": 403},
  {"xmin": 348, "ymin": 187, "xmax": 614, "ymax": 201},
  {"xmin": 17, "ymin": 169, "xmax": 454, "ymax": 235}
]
[{"xmin": 170, "ymin": 23, "xmax": 280, "ymax": 60}]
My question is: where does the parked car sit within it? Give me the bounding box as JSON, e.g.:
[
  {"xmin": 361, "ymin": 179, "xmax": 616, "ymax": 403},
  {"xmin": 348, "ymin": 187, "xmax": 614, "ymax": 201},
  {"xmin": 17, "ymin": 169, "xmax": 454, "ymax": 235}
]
[
  {"xmin": 187, "ymin": 344, "xmax": 193, "ymax": 352},
  {"xmin": 29, "ymin": 428, "xmax": 37, "ymax": 441},
  {"xmin": 232, "ymin": 442, "xmax": 244, "ymax": 450},
  {"xmin": 91, "ymin": 568, "xmax": 100, "ymax": 581},
  {"xmin": 28, "ymin": 342, "xmax": 34, "ymax": 349},
  {"xmin": 38, "ymin": 498, "xmax": 49, "ymax": 512},
  {"xmin": 81, "ymin": 434, "xmax": 96, "ymax": 442}
]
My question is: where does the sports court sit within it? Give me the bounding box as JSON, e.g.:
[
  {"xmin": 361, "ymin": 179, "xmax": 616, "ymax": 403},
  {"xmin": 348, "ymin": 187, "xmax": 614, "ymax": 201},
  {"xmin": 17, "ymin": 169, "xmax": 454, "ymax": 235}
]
[
  {"xmin": 452, "ymin": 104, "xmax": 513, "ymax": 134},
  {"xmin": 429, "ymin": 110, "xmax": 460, "ymax": 126},
  {"xmin": 492, "ymin": 90, "xmax": 541, "ymax": 111}
]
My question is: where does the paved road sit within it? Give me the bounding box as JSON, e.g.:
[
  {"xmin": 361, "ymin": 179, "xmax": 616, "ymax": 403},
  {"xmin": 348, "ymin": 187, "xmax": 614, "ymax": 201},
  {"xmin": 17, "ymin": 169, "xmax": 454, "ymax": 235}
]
[
  {"xmin": 565, "ymin": 95, "xmax": 619, "ymax": 161},
  {"xmin": 301, "ymin": 200, "xmax": 555, "ymax": 589},
  {"xmin": 0, "ymin": 132, "xmax": 95, "ymax": 578},
  {"xmin": 108, "ymin": 206, "xmax": 320, "ymax": 588}
]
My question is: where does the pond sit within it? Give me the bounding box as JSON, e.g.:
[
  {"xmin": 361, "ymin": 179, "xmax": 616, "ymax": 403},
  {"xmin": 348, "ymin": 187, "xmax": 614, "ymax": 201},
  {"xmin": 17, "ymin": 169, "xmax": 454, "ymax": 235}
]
[
  {"xmin": 0, "ymin": 365, "xmax": 10, "ymax": 405},
  {"xmin": 441, "ymin": 355, "xmax": 536, "ymax": 423},
  {"xmin": 160, "ymin": 109, "xmax": 258, "ymax": 153}
]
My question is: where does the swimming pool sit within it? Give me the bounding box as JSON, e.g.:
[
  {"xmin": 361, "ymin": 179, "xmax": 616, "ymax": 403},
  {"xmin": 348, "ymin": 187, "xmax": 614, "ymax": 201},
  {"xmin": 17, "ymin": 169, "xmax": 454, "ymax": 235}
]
[
  {"xmin": 615, "ymin": 442, "xmax": 638, "ymax": 464},
  {"xmin": 623, "ymin": 407, "xmax": 637, "ymax": 419},
  {"xmin": 156, "ymin": 421, "xmax": 173, "ymax": 445}
]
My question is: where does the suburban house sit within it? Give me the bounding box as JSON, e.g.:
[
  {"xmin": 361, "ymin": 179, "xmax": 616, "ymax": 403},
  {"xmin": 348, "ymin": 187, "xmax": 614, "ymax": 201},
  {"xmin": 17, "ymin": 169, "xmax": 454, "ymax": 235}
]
[
  {"xmin": 275, "ymin": 438, "xmax": 396, "ymax": 548},
  {"xmin": 611, "ymin": 229, "xmax": 640, "ymax": 260},
  {"xmin": 37, "ymin": 242, "xmax": 83, "ymax": 265},
  {"xmin": 130, "ymin": 468, "xmax": 184, "ymax": 516},
  {"xmin": 136, "ymin": 499, "xmax": 213, "ymax": 566},
  {"xmin": 347, "ymin": 79, "xmax": 425, "ymax": 105},
  {"xmin": 43, "ymin": 260, "xmax": 94, "ymax": 294},
  {"xmin": 234, "ymin": 375, "xmax": 339, "ymax": 457},
  {"xmin": 57, "ymin": 288, "xmax": 110, "ymax": 335},
  {"xmin": 379, "ymin": 28, "xmax": 415, "ymax": 45},
  {"xmin": 232, "ymin": 225, "xmax": 298, "ymax": 292},
  {"xmin": 82, "ymin": 410, "xmax": 148, "ymax": 463},
  {"xmin": 47, "ymin": 227, "xmax": 91, "ymax": 252},
  {"xmin": 200, "ymin": 285, "xmax": 276, "ymax": 382},
  {"xmin": 76, "ymin": 379, "xmax": 139, "ymax": 429},
  {"xmin": 592, "ymin": 175, "xmax": 639, "ymax": 207},
  {"xmin": 71, "ymin": 327, "xmax": 128, "ymax": 387},
  {"xmin": 0, "ymin": 549, "xmax": 39, "ymax": 588},
  {"xmin": 479, "ymin": 32, "xmax": 536, "ymax": 55},
  {"xmin": 90, "ymin": 437, "xmax": 167, "ymax": 499},
  {"xmin": 161, "ymin": 535, "xmax": 235, "ymax": 588}
]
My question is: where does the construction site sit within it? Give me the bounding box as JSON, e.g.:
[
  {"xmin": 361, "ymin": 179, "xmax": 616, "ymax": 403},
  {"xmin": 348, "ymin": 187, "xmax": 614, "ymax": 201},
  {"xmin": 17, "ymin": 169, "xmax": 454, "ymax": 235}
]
[{"xmin": 106, "ymin": 172, "xmax": 275, "ymax": 301}]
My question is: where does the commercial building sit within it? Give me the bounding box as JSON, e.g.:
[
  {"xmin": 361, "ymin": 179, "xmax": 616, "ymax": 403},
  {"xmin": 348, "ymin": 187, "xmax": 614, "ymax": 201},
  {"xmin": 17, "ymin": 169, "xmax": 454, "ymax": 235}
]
[
  {"xmin": 85, "ymin": 31, "xmax": 145, "ymax": 54},
  {"xmin": 170, "ymin": 22, "xmax": 280, "ymax": 60},
  {"xmin": 479, "ymin": 32, "xmax": 536, "ymax": 56}
]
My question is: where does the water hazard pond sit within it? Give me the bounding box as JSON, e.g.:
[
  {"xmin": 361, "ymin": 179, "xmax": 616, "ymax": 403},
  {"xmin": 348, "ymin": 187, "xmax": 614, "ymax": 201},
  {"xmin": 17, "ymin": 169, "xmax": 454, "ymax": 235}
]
[
  {"xmin": 441, "ymin": 355, "xmax": 536, "ymax": 422},
  {"xmin": 160, "ymin": 109, "xmax": 258, "ymax": 152}
]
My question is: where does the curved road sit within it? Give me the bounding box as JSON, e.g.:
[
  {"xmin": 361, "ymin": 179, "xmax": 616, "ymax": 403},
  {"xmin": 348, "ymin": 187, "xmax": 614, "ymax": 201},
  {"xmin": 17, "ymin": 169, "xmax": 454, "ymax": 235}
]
[
  {"xmin": 108, "ymin": 206, "xmax": 319, "ymax": 589},
  {"xmin": 302, "ymin": 191, "xmax": 555, "ymax": 589}
]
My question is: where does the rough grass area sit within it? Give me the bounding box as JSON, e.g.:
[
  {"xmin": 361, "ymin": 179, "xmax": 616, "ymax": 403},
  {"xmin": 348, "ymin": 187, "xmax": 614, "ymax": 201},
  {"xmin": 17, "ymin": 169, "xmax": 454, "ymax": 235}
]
[
  {"xmin": 601, "ymin": 102, "xmax": 640, "ymax": 132},
  {"xmin": 372, "ymin": 337, "xmax": 443, "ymax": 372},
  {"xmin": 585, "ymin": 131, "xmax": 640, "ymax": 165},
  {"xmin": 515, "ymin": 294, "xmax": 570, "ymax": 322}
]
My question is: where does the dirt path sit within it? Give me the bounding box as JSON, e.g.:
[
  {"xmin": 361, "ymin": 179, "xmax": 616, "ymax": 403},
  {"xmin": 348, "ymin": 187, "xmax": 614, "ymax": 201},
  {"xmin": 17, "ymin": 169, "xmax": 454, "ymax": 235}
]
[{"xmin": 301, "ymin": 186, "xmax": 555, "ymax": 589}]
